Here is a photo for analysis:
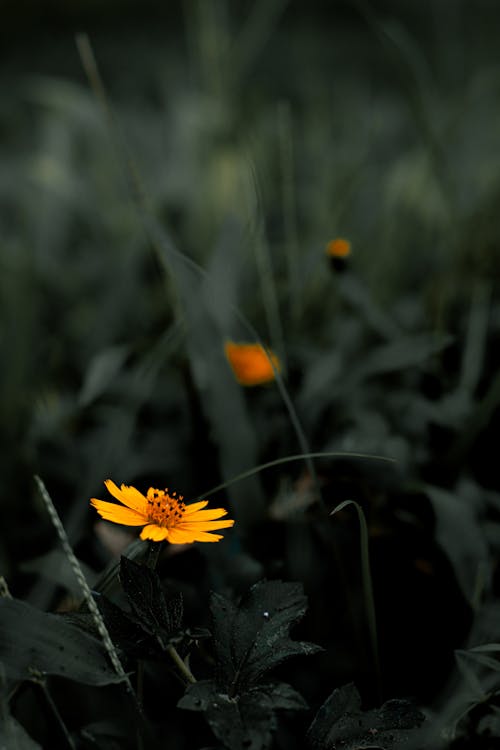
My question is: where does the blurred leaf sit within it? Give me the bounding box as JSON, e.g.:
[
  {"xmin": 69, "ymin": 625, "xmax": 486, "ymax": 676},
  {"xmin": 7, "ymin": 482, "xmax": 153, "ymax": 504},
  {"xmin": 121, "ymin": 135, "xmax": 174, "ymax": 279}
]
[
  {"xmin": 20, "ymin": 549, "xmax": 96, "ymax": 596},
  {"xmin": 0, "ymin": 716, "xmax": 41, "ymax": 750},
  {"xmin": 306, "ymin": 683, "xmax": 424, "ymax": 750},
  {"xmin": 0, "ymin": 599, "xmax": 123, "ymax": 686},
  {"xmin": 0, "ymin": 662, "xmax": 42, "ymax": 749},
  {"xmin": 211, "ymin": 579, "xmax": 322, "ymax": 695},
  {"xmin": 78, "ymin": 345, "xmax": 130, "ymax": 407},
  {"xmin": 353, "ymin": 333, "xmax": 453, "ymax": 382},
  {"xmin": 425, "ymin": 485, "xmax": 489, "ymax": 605},
  {"xmin": 469, "ymin": 644, "xmax": 500, "ymax": 655},
  {"xmin": 456, "ymin": 646, "xmax": 500, "ymax": 674},
  {"xmin": 455, "ymin": 651, "xmax": 487, "ymax": 702}
]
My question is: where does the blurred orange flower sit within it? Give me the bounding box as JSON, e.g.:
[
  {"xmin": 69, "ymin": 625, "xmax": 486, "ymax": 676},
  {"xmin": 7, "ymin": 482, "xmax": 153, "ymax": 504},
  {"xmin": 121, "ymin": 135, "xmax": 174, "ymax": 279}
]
[
  {"xmin": 224, "ymin": 341, "xmax": 280, "ymax": 386},
  {"xmin": 90, "ymin": 480, "xmax": 234, "ymax": 543},
  {"xmin": 325, "ymin": 237, "xmax": 351, "ymax": 258}
]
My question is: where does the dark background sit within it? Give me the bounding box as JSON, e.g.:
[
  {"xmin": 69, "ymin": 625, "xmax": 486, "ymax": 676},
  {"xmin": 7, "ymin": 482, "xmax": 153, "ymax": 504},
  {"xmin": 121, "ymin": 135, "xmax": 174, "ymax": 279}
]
[{"xmin": 2, "ymin": 1, "xmax": 500, "ymax": 747}]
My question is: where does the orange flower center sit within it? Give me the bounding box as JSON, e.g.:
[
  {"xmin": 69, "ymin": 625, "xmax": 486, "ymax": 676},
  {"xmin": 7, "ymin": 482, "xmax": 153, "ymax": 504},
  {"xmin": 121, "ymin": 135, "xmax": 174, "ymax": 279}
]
[{"xmin": 146, "ymin": 488, "xmax": 186, "ymax": 528}]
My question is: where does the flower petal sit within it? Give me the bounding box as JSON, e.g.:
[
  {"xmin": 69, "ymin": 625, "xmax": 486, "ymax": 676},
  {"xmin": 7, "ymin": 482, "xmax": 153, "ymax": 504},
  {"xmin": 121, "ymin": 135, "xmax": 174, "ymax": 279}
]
[
  {"xmin": 185, "ymin": 530, "xmax": 224, "ymax": 542},
  {"xmin": 167, "ymin": 527, "xmax": 224, "ymax": 543},
  {"xmin": 185, "ymin": 508, "xmax": 229, "ymax": 522},
  {"xmin": 140, "ymin": 524, "xmax": 169, "ymax": 541},
  {"xmin": 90, "ymin": 499, "xmax": 146, "ymax": 526},
  {"xmin": 104, "ymin": 479, "xmax": 148, "ymax": 514},
  {"xmin": 166, "ymin": 528, "xmax": 197, "ymax": 544},
  {"xmin": 180, "ymin": 519, "xmax": 234, "ymax": 531},
  {"xmin": 183, "ymin": 501, "xmax": 209, "ymax": 515}
]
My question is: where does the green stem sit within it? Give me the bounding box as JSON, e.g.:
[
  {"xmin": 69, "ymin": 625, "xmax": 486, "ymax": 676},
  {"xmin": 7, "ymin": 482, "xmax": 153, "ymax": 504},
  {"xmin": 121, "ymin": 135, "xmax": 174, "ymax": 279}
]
[
  {"xmin": 146, "ymin": 541, "xmax": 162, "ymax": 569},
  {"xmin": 143, "ymin": 541, "xmax": 196, "ymax": 685},
  {"xmin": 167, "ymin": 644, "xmax": 196, "ymax": 685},
  {"xmin": 34, "ymin": 679, "xmax": 76, "ymax": 750},
  {"xmin": 330, "ymin": 499, "xmax": 382, "ymax": 701}
]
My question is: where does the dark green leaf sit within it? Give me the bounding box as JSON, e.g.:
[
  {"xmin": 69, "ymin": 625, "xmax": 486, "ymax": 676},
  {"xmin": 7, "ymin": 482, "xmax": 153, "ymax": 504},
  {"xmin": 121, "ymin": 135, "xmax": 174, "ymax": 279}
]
[
  {"xmin": 251, "ymin": 682, "xmax": 308, "ymax": 711},
  {"xmin": 0, "ymin": 599, "xmax": 123, "ymax": 686},
  {"xmin": 307, "ymin": 683, "xmax": 424, "ymax": 750},
  {"xmin": 94, "ymin": 593, "xmax": 159, "ymax": 660},
  {"xmin": 179, "ymin": 679, "xmax": 306, "ymax": 750},
  {"xmin": 0, "ymin": 716, "xmax": 42, "ymax": 749},
  {"xmin": 119, "ymin": 556, "xmax": 183, "ymax": 641},
  {"xmin": 211, "ymin": 580, "xmax": 322, "ymax": 695},
  {"xmin": 79, "ymin": 719, "xmax": 135, "ymax": 750}
]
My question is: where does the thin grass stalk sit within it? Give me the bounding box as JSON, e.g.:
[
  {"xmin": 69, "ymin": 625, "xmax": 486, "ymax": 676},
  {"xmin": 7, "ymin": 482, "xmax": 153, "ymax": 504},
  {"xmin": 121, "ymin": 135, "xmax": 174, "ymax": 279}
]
[
  {"xmin": 195, "ymin": 450, "xmax": 395, "ymax": 502},
  {"xmin": 459, "ymin": 280, "xmax": 491, "ymax": 395},
  {"xmin": 33, "ymin": 477, "xmax": 138, "ymax": 698},
  {"xmin": 278, "ymin": 100, "xmax": 301, "ymax": 326},
  {"xmin": 36, "ymin": 678, "xmax": 76, "ymax": 750},
  {"xmin": 247, "ymin": 160, "xmax": 287, "ymax": 368},
  {"xmin": 330, "ymin": 499, "xmax": 382, "ymax": 700}
]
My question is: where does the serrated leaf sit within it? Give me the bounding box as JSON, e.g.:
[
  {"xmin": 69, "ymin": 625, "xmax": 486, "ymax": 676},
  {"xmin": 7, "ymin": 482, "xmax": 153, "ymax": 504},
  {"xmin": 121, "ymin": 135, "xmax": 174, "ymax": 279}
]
[
  {"xmin": 119, "ymin": 556, "xmax": 183, "ymax": 642},
  {"xmin": 252, "ymin": 682, "xmax": 308, "ymax": 711},
  {"xmin": 307, "ymin": 683, "xmax": 424, "ymax": 750},
  {"xmin": 94, "ymin": 593, "xmax": 159, "ymax": 660},
  {"xmin": 211, "ymin": 580, "xmax": 322, "ymax": 695},
  {"xmin": 0, "ymin": 599, "xmax": 122, "ymax": 686},
  {"xmin": 179, "ymin": 679, "xmax": 306, "ymax": 750}
]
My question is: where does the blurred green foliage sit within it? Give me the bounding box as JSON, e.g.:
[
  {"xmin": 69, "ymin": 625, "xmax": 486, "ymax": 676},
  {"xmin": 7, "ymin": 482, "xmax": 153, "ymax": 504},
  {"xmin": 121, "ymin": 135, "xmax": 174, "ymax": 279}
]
[{"xmin": 2, "ymin": 1, "xmax": 500, "ymax": 747}]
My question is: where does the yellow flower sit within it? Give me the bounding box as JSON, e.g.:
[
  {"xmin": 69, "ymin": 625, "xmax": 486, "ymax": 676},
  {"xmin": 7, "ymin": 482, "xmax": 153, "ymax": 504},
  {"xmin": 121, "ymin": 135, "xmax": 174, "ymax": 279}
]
[
  {"xmin": 90, "ymin": 480, "xmax": 234, "ymax": 543},
  {"xmin": 325, "ymin": 237, "xmax": 351, "ymax": 258},
  {"xmin": 224, "ymin": 341, "xmax": 280, "ymax": 386}
]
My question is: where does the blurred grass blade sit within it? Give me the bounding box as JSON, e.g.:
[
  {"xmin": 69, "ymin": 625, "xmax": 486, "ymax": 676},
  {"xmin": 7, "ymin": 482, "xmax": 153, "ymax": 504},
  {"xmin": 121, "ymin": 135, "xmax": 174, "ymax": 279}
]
[
  {"xmin": 330, "ymin": 499, "xmax": 381, "ymax": 698},
  {"xmin": 246, "ymin": 158, "xmax": 286, "ymax": 366},
  {"xmin": 196, "ymin": 450, "xmax": 395, "ymax": 502},
  {"xmin": 278, "ymin": 100, "xmax": 301, "ymax": 325},
  {"xmin": 78, "ymin": 344, "xmax": 129, "ymax": 407},
  {"xmin": 338, "ymin": 274, "xmax": 401, "ymax": 340},
  {"xmin": 232, "ymin": 0, "xmax": 289, "ymax": 80},
  {"xmin": 459, "ymin": 280, "xmax": 491, "ymax": 395},
  {"xmin": 425, "ymin": 484, "xmax": 489, "ymax": 606}
]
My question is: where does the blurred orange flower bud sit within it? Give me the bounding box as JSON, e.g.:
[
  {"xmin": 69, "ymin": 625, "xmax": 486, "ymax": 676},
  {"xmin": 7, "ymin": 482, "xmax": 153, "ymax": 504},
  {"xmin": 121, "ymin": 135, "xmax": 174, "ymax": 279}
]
[{"xmin": 224, "ymin": 341, "xmax": 280, "ymax": 386}]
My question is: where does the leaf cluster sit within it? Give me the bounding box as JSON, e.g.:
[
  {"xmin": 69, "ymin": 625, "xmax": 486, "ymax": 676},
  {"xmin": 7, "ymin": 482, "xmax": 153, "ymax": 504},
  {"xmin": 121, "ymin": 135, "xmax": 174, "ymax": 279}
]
[
  {"xmin": 307, "ymin": 683, "xmax": 424, "ymax": 750},
  {"xmin": 94, "ymin": 556, "xmax": 208, "ymax": 661},
  {"xmin": 179, "ymin": 579, "xmax": 321, "ymax": 750}
]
